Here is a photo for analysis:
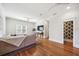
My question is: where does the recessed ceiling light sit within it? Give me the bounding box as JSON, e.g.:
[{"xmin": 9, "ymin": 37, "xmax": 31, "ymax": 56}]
[{"xmin": 66, "ymin": 6, "xmax": 70, "ymax": 10}]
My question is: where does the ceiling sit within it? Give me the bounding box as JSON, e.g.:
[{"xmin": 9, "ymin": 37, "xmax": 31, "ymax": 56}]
[
  {"xmin": 41, "ymin": 3, "xmax": 79, "ymax": 20},
  {"xmin": 1, "ymin": 3, "xmax": 79, "ymax": 22},
  {"xmin": 2, "ymin": 3, "xmax": 56, "ymax": 20}
]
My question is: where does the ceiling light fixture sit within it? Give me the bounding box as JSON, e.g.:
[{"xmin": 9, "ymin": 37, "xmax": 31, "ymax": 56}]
[{"xmin": 66, "ymin": 6, "xmax": 70, "ymax": 10}]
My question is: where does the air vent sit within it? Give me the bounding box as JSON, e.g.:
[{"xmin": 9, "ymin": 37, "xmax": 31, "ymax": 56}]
[
  {"xmin": 53, "ymin": 13, "xmax": 56, "ymax": 16},
  {"xmin": 40, "ymin": 13, "xmax": 43, "ymax": 16}
]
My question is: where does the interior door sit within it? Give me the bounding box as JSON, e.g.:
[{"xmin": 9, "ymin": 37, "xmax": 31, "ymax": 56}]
[{"xmin": 64, "ymin": 21, "xmax": 73, "ymax": 43}]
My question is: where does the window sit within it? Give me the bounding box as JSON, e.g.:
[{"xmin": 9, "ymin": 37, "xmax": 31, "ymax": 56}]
[{"xmin": 16, "ymin": 24, "xmax": 27, "ymax": 34}]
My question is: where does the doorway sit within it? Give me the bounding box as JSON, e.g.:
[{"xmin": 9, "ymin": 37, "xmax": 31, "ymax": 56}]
[{"xmin": 64, "ymin": 21, "xmax": 73, "ymax": 47}]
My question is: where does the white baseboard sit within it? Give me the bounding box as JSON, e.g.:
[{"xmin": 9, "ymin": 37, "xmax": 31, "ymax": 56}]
[{"xmin": 49, "ymin": 38, "xmax": 64, "ymax": 44}]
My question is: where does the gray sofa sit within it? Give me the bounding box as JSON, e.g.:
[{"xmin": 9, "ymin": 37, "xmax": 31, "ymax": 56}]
[{"xmin": 0, "ymin": 34, "xmax": 36, "ymax": 56}]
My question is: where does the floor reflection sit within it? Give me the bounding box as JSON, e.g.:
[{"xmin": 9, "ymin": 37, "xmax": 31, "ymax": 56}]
[
  {"xmin": 16, "ymin": 44, "xmax": 48, "ymax": 56},
  {"xmin": 16, "ymin": 39, "xmax": 79, "ymax": 56}
]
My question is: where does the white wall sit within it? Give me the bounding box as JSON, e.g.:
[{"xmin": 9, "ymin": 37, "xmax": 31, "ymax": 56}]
[
  {"xmin": 0, "ymin": 4, "xmax": 36, "ymax": 37},
  {"xmin": 6, "ymin": 17, "xmax": 35, "ymax": 35},
  {"xmin": 44, "ymin": 20, "xmax": 49, "ymax": 38},
  {"xmin": 74, "ymin": 17, "xmax": 79, "ymax": 48},
  {"xmin": 48, "ymin": 4, "xmax": 79, "ymax": 48},
  {"xmin": 27, "ymin": 22, "xmax": 35, "ymax": 35},
  {"xmin": 0, "ymin": 4, "xmax": 6, "ymax": 37},
  {"xmin": 49, "ymin": 14, "xmax": 63, "ymax": 44},
  {"xmin": 6, "ymin": 17, "xmax": 27, "ymax": 35}
]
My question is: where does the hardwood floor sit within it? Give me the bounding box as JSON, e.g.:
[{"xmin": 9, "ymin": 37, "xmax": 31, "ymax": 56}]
[{"xmin": 16, "ymin": 39, "xmax": 79, "ymax": 56}]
